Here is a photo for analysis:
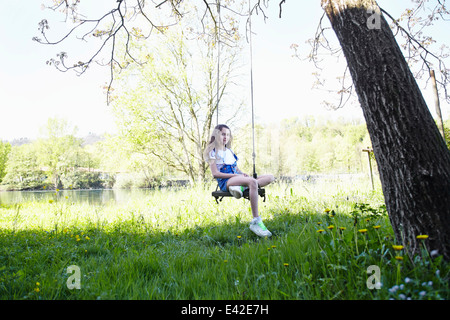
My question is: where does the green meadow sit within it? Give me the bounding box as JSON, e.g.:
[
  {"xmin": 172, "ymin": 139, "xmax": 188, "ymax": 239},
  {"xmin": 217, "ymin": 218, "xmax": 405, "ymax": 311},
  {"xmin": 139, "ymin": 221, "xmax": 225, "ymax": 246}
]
[{"xmin": 0, "ymin": 179, "xmax": 448, "ymax": 300}]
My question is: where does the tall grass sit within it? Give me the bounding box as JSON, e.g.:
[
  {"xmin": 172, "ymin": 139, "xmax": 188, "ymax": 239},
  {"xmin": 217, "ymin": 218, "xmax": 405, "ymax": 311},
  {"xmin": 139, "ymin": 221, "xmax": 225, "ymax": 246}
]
[{"xmin": 0, "ymin": 178, "xmax": 448, "ymax": 300}]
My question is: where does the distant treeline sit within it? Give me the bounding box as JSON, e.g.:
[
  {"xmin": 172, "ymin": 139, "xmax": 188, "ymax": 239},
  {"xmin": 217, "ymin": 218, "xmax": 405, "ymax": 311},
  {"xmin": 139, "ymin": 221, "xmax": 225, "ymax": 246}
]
[{"xmin": 1, "ymin": 116, "xmax": 448, "ymax": 191}]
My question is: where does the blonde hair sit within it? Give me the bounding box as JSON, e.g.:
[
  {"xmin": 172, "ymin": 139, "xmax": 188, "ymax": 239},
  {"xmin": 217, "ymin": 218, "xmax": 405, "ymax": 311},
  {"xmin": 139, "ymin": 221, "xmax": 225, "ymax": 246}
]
[{"xmin": 203, "ymin": 124, "xmax": 233, "ymax": 162}]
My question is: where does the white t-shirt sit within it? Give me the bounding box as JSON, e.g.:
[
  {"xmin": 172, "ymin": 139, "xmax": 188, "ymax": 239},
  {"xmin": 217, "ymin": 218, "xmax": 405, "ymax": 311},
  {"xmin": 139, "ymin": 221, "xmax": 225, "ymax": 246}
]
[{"xmin": 208, "ymin": 148, "xmax": 237, "ymax": 165}]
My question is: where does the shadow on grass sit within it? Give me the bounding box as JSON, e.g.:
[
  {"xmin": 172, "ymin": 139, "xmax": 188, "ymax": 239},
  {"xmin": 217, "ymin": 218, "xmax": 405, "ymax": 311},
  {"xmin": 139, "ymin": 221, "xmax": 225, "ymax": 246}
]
[
  {"xmin": 3, "ymin": 198, "xmax": 446, "ymax": 301},
  {"xmin": 0, "ymin": 204, "xmax": 314, "ymax": 298}
]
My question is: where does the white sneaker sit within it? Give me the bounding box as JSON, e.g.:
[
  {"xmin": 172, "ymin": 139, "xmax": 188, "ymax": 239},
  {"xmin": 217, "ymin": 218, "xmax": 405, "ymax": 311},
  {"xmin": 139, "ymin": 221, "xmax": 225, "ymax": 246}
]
[
  {"xmin": 229, "ymin": 186, "xmax": 244, "ymax": 199},
  {"xmin": 249, "ymin": 217, "xmax": 272, "ymax": 238}
]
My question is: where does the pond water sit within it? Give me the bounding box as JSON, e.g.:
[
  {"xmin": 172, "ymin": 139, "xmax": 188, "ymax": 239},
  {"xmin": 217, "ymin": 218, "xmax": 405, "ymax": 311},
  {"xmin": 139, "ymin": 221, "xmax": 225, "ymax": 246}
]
[{"xmin": 0, "ymin": 188, "xmax": 159, "ymax": 206}]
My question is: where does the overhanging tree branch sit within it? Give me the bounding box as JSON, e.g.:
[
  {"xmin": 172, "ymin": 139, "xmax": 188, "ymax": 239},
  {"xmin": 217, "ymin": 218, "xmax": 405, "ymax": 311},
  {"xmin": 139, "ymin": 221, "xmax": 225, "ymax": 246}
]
[
  {"xmin": 380, "ymin": 7, "xmax": 449, "ymax": 102},
  {"xmin": 34, "ymin": 0, "xmax": 179, "ymax": 104},
  {"xmin": 298, "ymin": 1, "xmax": 450, "ymax": 109}
]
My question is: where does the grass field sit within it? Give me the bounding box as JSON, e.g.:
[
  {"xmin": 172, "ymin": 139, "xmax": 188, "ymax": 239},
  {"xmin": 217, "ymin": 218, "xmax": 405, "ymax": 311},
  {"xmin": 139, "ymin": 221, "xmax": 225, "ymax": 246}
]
[{"xmin": 0, "ymin": 178, "xmax": 448, "ymax": 300}]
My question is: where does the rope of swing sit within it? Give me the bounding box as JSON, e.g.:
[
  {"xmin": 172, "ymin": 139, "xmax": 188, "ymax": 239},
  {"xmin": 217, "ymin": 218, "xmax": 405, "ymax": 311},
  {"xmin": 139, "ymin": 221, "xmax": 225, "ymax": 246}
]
[
  {"xmin": 216, "ymin": 1, "xmax": 220, "ymax": 127},
  {"xmin": 248, "ymin": 0, "xmax": 257, "ymax": 179},
  {"xmin": 215, "ymin": 0, "xmax": 257, "ymax": 178}
]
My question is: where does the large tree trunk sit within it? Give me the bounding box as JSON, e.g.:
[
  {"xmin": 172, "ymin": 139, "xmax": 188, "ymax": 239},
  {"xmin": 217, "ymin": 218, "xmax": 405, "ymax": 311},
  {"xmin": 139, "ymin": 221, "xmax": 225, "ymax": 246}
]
[{"xmin": 321, "ymin": 0, "xmax": 450, "ymax": 260}]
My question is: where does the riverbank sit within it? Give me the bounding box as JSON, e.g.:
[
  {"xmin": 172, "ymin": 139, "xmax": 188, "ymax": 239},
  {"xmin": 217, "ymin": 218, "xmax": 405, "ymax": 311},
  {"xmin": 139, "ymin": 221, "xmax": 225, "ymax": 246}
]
[{"xmin": 0, "ymin": 179, "xmax": 191, "ymax": 193}]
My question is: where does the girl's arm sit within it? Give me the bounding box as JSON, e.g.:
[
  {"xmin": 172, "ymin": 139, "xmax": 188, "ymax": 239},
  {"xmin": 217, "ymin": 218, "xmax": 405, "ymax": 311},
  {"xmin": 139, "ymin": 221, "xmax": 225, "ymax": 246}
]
[
  {"xmin": 209, "ymin": 160, "xmax": 241, "ymax": 179},
  {"xmin": 236, "ymin": 166, "xmax": 249, "ymax": 177}
]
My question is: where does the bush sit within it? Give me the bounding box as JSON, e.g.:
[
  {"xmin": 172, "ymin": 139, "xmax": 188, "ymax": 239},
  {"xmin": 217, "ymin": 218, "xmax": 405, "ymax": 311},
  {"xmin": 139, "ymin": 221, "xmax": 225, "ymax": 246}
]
[
  {"xmin": 113, "ymin": 172, "xmax": 161, "ymax": 189},
  {"xmin": 60, "ymin": 171, "xmax": 104, "ymax": 189}
]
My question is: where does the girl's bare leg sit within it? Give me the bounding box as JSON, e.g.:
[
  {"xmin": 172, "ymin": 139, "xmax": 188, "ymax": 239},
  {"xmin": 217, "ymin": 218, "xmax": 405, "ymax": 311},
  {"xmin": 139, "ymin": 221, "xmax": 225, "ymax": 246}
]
[
  {"xmin": 226, "ymin": 176, "xmax": 260, "ymax": 218},
  {"xmin": 256, "ymin": 174, "xmax": 275, "ymax": 187}
]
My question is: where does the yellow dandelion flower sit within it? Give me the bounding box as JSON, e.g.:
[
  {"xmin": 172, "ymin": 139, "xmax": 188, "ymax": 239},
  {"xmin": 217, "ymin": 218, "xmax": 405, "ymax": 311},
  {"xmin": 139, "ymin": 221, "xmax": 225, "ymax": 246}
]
[
  {"xmin": 392, "ymin": 245, "xmax": 404, "ymax": 251},
  {"xmin": 317, "ymin": 229, "xmax": 325, "ymax": 233},
  {"xmin": 327, "ymin": 225, "xmax": 335, "ymax": 230},
  {"xmin": 56, "ymin": 189, "xmax": 59, "ymax": 192},
  {"xmin": 339, "ymin": 227, "xmax": 346, "ymax": 231},
  {"xmin": 224, "ymin": 260, "xmax": 228, "ymax": 263},
  {"xmin": 283, "ymin": 263, "xmax": 289, "ymax": 267},
  {"xmin": 48, "ymin": 199, "xmax": 54, "ymax": 204},
  {"xmin": 237, "ymin": 236, "xmax": 242, "ymax": 239},
  {"xmin": 76, "ymin": 238, "xmax": 81, "ymax": 242},
  {"xmin": 36, "ymin": 282, "xmax": 40, "ymax": 286},
  {"xmin": 271, "ymin": 245, "xmax": 276, "ymax": 249},
  {"xmin": 373, "ymin": 225, "xmax": 381, "ymax": 229},
  {"xmin": 85, "ymin": 236, "xmax": 90, "ymax": 240},
  {"xmin": 317, "ymin": 222, "xmax": 322, "ymax": 225},
  {"xmin": 416, "ymin": 235, "xmax": 429, "ymax": 240},
  {"xmin": 34, "ymin": 288, "xmax": 40, "ymax": 293},
  {"xmin": 395, "ymin": 256, "xmax": 403, "ymax": 261},
  {"xmin": 324, "ymin": 208, "xmax": 331, "ymax": 213},
  {"xmin": 358, "ymin": 229, "xmax": 368, "ymax": 234}
]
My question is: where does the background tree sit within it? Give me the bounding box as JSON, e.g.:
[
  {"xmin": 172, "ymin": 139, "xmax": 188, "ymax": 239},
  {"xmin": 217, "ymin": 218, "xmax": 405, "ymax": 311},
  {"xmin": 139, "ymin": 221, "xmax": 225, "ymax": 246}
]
[
  {"xmin": 112, "ymin": 7, "xmax": 246, "ymax": 184},
  {"xmin": 0, "ymin": 141, "xmax": 11, "ymax": 183},
  {"xmin": 2, "ymin": 143, "xmax": 45, "ymax": 190},
  {"xmin": 36, "ymin": 117, "xmax": 84, "ymax": 189}
]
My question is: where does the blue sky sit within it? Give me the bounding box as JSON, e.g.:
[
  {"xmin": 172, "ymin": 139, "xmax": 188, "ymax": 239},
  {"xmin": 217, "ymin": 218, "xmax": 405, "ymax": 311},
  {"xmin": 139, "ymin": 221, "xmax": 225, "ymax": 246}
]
[{"xmin": 0, "ymin": 0, "xmax": 448, "ymax": 141}]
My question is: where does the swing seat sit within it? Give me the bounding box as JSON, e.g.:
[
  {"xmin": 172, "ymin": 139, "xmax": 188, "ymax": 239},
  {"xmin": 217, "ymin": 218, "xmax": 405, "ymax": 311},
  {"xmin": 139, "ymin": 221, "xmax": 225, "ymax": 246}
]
[{"xmin": 212, "ymin": 185, "xmax": 265, "ymax": 204}]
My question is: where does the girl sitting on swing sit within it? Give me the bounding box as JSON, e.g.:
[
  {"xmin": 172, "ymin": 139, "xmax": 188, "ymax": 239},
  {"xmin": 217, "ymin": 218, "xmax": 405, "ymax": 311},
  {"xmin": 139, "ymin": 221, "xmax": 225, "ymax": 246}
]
[{"xmin": 204, "ymin": 124, "xmax": 275, "ymax": 238}]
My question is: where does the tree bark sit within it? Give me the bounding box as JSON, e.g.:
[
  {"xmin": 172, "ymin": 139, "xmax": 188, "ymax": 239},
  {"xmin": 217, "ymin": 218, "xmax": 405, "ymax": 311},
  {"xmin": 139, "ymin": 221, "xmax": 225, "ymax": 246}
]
[{"xmin": 321, "ymin": 0, "xmax": 450, "ymax": 260}]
